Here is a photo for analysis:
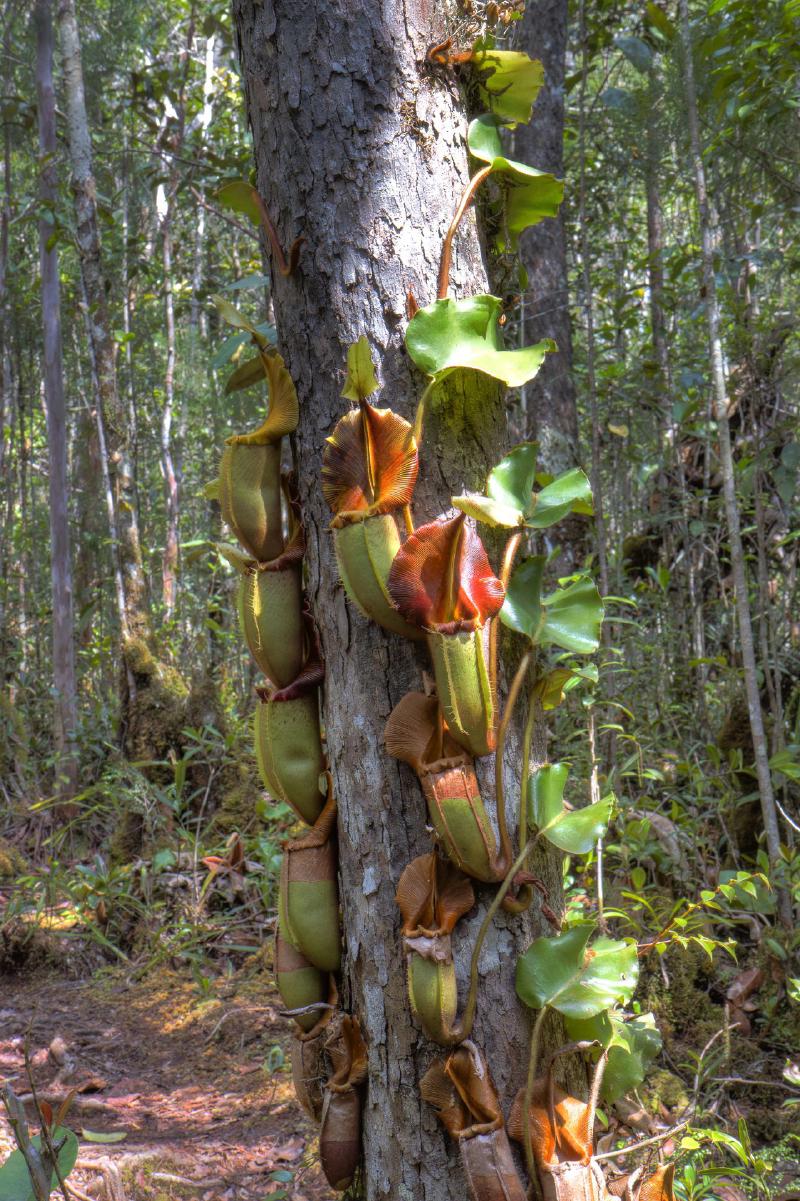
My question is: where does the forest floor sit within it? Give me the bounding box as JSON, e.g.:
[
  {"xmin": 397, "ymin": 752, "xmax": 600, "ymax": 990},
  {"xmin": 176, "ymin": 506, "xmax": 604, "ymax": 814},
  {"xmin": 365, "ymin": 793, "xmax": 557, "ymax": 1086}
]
[{"xmin": 0, "ymin": 957, "xmax": 335, "ymax": 1201}]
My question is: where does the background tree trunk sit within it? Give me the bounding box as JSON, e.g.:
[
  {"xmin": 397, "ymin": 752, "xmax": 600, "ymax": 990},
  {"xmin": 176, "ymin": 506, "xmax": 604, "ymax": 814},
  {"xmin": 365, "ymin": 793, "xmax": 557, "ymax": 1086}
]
[
  {"xmin": 515, "ymin": 0, "xmax": 579, "ymax": 477},
  {"xmin": 57, "ymin": 0, "xmax": 151, "ymax": 649},
  {"xmin": 232, "ymin": 4, "xmax": 564, "ymax": 1197},
  {"xmin": 35, "ymin": 0, "xmax": 78, "ymax": 802}
]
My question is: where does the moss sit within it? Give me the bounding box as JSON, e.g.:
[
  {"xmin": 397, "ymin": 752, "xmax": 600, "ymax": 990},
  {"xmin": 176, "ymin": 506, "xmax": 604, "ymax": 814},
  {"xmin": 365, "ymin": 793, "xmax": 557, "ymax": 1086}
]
[
  {"xmin": 122, "ymin": 641, "xmax": 188, "ymax": 780},
  {"xmin": 109, "ymin": 811, "xmax": 147, "ymax": 865},
  {"xmin": 641, "ymin": 1068, "xmax": 689, "ymax": 1114},
  {"xmin": 208, "ymin": 775, "xmax": 262, "ymax": 836},
  {"xmin": 638, "ymin": 942, "xmax": 723, "ymax": 1061},
  {"xmin": 0, "ymin": 837, "xmax": 25, "ymax": 877},
  {"xmin": 622, "ymin": 532, "xmax": 660, "ymax": 579},
  {"xmin": 184, "ymin": 673, "xmax": 226, "ymax": 735}
]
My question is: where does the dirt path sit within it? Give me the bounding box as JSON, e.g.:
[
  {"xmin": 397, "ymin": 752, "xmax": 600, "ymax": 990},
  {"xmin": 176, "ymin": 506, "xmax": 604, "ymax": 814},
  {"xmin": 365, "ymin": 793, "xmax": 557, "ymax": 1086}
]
[{"xmin": 0, "ymin": 963, "xmax": 335, "ymax": 1200}]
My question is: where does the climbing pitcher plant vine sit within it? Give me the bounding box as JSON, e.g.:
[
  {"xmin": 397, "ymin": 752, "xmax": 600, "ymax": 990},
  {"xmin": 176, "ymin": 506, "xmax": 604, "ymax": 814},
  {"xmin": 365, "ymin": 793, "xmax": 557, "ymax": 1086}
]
[{"xmin": 209, "ymin": 34, "xmax": 685, "ymax": 1201}]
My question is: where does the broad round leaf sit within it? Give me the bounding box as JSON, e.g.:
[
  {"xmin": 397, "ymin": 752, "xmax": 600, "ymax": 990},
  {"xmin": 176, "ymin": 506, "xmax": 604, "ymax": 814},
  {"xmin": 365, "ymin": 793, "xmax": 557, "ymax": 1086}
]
[
  {"xmin": 540, "ymin": 576, "xmax": 604, "ymax": 654},
  {"xmin": 565, "ymin": 1011, "xmax": 662, "ymax": 1103},
  {"xmin": 487, "ymin": 442, "xmax": 538, "ymax": 513},
  {"xmin": 526, "ymin": 468, "xmax": 592, "ymax": 529},
  {"xmin": 515, "ymin": 923, "xmax": 638, "ymax": 1018},
  {"xmin": 499, "ymin": 555, "xmax": 545, "ymax": 639},
  {"xmin": 216, "ymin": 179, "xmax": 261, "ymax": 226},
  {"xmin": 0, "ymin": 1129, "xmax": 79, "ymax": 1201},
  {"xmin": 529, "ymin": 764, "xmax": 613, "ymax": 853},
  {"xmin": 467, "ymin": 116, "xmax": 564, "ymax": 251},
  {"xmin": 451, "ymin": 493, "xmax": 521, "ymax": 528},
  {"xmin": 472, "ymin": 47, "xmax": 545, "ymax": 126},
  {"xmin": 405, "ymin": 295, "xmax": 554, "ymax": 387}
]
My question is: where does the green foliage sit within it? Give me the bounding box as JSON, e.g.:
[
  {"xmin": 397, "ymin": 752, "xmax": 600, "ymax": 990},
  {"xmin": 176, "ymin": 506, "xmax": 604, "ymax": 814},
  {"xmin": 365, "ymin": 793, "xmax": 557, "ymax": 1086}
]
[
  {"xmin": 472, "ymin": 44, "xmax": 545, "ymax": 126},
  {"xmin": 565, "ymin": 1009, "xmax": 662, "ymax": 1102},
  {"xmin": 405, "ymin": 295, "xmax": 554, "ymax": 386},
  {"xmin": 341, "ymin": 335, "xmax": 379, "ymax": 401},
  {"xmin": 0, "ymin": 1128, "xmax": 79, "ymax": 1201},
  {"xmin": 515, "ymin": 922, "xmax": 638, "ymax": 1018},
  {"xmin": 453, "ymin": 444, "xmax": 592, "ymax": 529},
  {"xmin": 676, "ymin": 1120, "xmax": 772, "ymax": 1198},
  {"xmin": 467, "ymin": 116, "xmax": 564, "ymax": 251},
  {"xmin": 500, "ymin": 556, "xmax": 604, "ymax": 653},
  {"xmin": 529, "ymin": 762, "xmax": 613, "ymax": 853}
]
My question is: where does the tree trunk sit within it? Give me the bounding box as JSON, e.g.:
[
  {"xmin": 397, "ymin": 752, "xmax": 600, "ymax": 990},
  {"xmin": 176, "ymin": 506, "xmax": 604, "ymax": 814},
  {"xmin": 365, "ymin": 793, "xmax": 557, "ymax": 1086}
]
[
  {"xmin": 57, "ymin": 0, "xmax": 151, "ymax": 648},
  {"xmin": 160, "ymin": 203, "xmax": 180, "ymax": 618},
  {"xmin": 34, "ymin": 0, "xmax": 78, "ymax": 802},
  {"xmin": 644, "ymin": 71, "xmax": 707, "ymax": 714},
  {"xmin": 514, "ymin": 0, "xmax": 579, "ymax": 477},
  {"xmin": 678, "ymin": 0, "xmax": 791, "ymax": 925},
  {"xmin": 232, "ymin": 5, "xmax": 563, "ymax": 1197},
  {"xmin": 576, "ymin": 0, "xmax": 609, "ymax": 604}
]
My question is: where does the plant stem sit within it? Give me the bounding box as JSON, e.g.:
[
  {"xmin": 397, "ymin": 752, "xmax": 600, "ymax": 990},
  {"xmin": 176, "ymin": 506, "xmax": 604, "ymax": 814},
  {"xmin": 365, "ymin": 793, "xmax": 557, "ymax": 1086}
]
[
  {"xmin": 495, "ymin": 651, "xmax": 531, "ymax": 867},
  {"xmin": 500, "ymin": 530, "xmax": 524, "ymax": 590},
  {"xmin": 523, "ymin": 1007, "xmax": 548, "ymax": 1200},
  {"xmin": 457, "ymin": 836, "xmax": 536, "ymax": 1041},
  {"xmin": 437, "ymin": 164, "xmax": 493, "ymax": 300},
  {"xmin": 519, "ymin": 689, "xmax": 537, "ymax": 864},
  {"xmin": 413, "ymin": 373, "xmax": 451, "ymax": 446},
  {"xmin": 402, "ymin": 504, "xmax": 415, "ymax": 535},
  {"xmin": 490, "ymin": 530, "xmax": 523, "ymax": 706}
]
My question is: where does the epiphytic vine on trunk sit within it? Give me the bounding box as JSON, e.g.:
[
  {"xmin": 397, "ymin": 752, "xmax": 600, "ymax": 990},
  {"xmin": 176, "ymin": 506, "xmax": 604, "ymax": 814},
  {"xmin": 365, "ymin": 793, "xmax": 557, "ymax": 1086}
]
[{"xmin": 211, "ymin": 32, "xmax": 678, "ymax": 1201}]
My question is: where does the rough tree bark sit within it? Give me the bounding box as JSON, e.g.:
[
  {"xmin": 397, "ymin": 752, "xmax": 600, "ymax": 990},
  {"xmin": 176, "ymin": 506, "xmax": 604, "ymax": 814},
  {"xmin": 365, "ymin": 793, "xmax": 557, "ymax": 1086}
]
[
  {"xmin": 232, "ymin": 4, "xmax": 564, "ymax": 1198},
  {"xmin": 34, "ymin": 0, "xmax": 78, "ymax": 801},
  {"xmin": 514, "ymin": 0, "xmax": 579, "ymax": 477},
  {"xmin": 57, "ymin": 0, "xmax": 152, "ymax": 648}
]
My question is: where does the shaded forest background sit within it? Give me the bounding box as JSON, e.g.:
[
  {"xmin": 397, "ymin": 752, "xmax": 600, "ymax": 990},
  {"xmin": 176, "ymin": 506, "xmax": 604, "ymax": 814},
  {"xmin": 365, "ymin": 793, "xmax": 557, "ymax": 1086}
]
[{"xmin": 1, "ymin": 0, "xmax": 800, "ymax": 1197}]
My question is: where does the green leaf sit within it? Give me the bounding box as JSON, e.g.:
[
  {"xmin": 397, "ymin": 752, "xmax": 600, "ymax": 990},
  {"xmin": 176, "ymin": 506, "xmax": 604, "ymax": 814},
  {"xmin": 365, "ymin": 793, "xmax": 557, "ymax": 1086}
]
[
  {"xmin": 527, "ymin": 468, "xmax": 592, "ymax": 528},
  {"xmin": 769, "ymin": 747, "xmax": 800, "ymax": 781},
  {"xmin": 500, "ymin": 556, "xmax": 603, "ymax": 653},
  {"xmin": 341, "ymin": 335, "xmax": 379, "ymax": 401},
  {"xmin": 565, "ymin": 1011, "xmax": 662, "ymax": 1102},
  {"xmin": 454, "ymin": 452, "xmax": 592, "ymax": 534},
  {"xmin": 452, "ymin": 442, "xmax": 538, "ymax": 528},
  {"xmin": 0, "ymin": 1128, "xmax": 79, "ymax": 1201},
  {"xmin": 615, "ymin": 36, "xmax": 654, "ymax": 72},
  {"xmin": 516, "ymin": 923, "xmax": 639, "ymax": 1018},
  {"xmin": 488, "ymin": 441, "xmax": 538, "ymax": 511},
  {"xmin": 405, "ymin": 295, "xmax": 554, "ymax": 387},
  {"xmin": 646, "ymin": 2, "xmax": 676, "ymax": 40},
  {"xmin": 211, "ymin": 330, "xmax": 248, "ymax": 369},
  {"xmin": 540, "ymin": 576, "xmax": 604, "ymax": 653},
  {"xmin": 472, "ymin": 46, "xmax": 545, "ymax": 125},
  {"xmin": 501, "ymin": 555, "xmax": 546, "ymax": 638},
  {"xmin": 535, "ymin": 663, "xmax": 598, "ymax": 710},
  {"xmin": 222, "ymin": 272, "xmax": 271, "ymax": 292},
  {"xmin": 451, "ymin": 493, "xmax": 521, "ymax": 528},
  {"xmin": 216, "ymin": 179, "xmax": 261, "ymax": 226},
  {"xmin": 467, "ymin": 116, "xmax": 564, "ymax": 251},
  {"xmin": 529, "ymin": 763, "xmax": 613, "ymax": 853}
]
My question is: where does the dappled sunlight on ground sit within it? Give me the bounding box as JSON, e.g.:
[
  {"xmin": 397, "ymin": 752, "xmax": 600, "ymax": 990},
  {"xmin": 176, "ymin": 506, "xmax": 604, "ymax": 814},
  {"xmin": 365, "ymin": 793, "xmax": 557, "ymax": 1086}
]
[{"xmin": 0, "ymin": 962, "xmax": 334, "ymax": 1200}]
